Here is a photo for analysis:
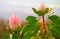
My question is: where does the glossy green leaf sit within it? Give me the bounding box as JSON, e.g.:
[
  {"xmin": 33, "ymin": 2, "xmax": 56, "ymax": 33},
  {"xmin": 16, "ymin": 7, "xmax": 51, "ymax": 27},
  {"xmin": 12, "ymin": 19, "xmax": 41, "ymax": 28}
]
[
  {"xmin": 22, "ymin": 32, "xmax": 33, "ymax": 39},
  {"xmin": 32, "ymin": 7, "xmax": 37, "ymax": 13},
  {"xmin": 12, "ymin": 34, "xmax": 20, "ymax": 39},
  {"xmin": 52, "ymin": 24, "xmax": 60, "ymax": 38},
  {"xmin": 26, "ymin": 16, "xmax": 37, "ymax": 25},
  {"xmin": 32, "ymin": 8, "xmax": 49, "ymax": 16},
  {"xmin": 51, "ymin": 29, "xmax": 60, "ymax": 38},
  {"xmin": 32, "ymin": 7, "xmax": 43, "ymax": 16},
  {"xmin": 37, "ymin": 11, "xmax": 43, "ymax": 16},
  {"xmin": 26, "ymin": 16, "xmax": 36, "ymax": 22},
  {"xmin": 45, "ymin": 8, "xmax": 49, "ymax": 13},
  {"xmin": 47, "ymin": 24, "xmax": 60, "ymax": 38},
  {"xmin": 22, "ymin": 25, "xmax": 39, "ymax": 39},
  {"xmin": 49, "ymin": 15, "xmax": 60, "ymax": 26},
  {"xmin": 22, "ymin": 25, "xmax": 38, "ymax": 34},
  {"xmin": 29, "ymin": 20, "xmax": 37, "ymax": 25},
  {"xmin": 48, "ymin": 15, "xmax": 60, "ymax": 38}
]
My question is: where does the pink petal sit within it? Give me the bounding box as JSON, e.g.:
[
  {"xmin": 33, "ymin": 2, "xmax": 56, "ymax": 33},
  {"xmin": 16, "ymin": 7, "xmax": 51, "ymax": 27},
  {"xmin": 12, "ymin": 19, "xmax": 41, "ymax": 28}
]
[{"xmin": 39, "ymin": 3, "xmax": 46, "ymax": 11}]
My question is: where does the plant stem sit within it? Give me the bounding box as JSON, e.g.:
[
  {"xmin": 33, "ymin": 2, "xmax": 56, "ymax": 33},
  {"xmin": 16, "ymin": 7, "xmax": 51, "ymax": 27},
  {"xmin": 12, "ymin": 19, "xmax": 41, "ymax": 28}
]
[{"xmin": 42, "ymin": 14, "xmax": 46, "ymax": 32}]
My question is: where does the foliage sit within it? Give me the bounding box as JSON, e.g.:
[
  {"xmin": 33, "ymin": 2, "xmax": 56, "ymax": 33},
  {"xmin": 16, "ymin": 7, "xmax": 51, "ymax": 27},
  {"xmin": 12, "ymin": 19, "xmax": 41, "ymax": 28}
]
[{"xmin": 1, "ymin": 6, "xmax": 60, "ymax": 39}]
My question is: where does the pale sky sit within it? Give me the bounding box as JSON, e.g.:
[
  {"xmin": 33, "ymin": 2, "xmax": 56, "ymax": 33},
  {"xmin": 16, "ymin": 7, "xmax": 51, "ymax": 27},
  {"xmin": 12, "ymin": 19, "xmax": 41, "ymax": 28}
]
[
  {"xmin": 0, "ymin": 0, "xmax": 60, "ymax": 11},
  {"xmin": 0, "ymin": 0, "xmax": 60, "ymax": 21}
]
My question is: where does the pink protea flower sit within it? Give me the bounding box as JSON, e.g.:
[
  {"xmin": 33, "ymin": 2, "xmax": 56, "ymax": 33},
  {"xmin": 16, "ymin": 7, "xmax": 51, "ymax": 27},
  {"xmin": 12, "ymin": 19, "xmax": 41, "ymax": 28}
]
[
  {"xmin": 39, "ymin": 3, "xmax": 53, "ymax": 13},
  {"xmin": 9, "ymin": 14, "xmax": 21, "ymax": 31},
  {"xmin": 39, "ymin": 3, "xmax": 46, "ymax": 12}
]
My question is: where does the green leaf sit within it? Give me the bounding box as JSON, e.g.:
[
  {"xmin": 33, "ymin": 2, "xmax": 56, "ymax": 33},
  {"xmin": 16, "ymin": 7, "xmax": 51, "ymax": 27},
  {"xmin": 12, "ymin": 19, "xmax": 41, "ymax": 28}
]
[
  {"xmin": 33, "ymin": 25, "xmax": 39, "ymax": 35},
  {"xmin": 0, "ymin": 33, "xmax": 10, "ymax": 39},
  {"xmin": 32, "ymin": 7, "xmax": 37, "ymax": 13},
  {"xmin": 52, "ymin": 24, "xmax": 60, "ymax": 38},
  {"xmin": 37, "ymin": 11, "xmax": 43, "ymax": 16},
  {"xmin": 51, "ymin": 30, "xmax": 60, "ymax": 38},
  {"xmin": 36, "ymin": 10, "xmax": 49, "ymax": 16},
  {"xmin": 47, "ymin": 24, "xmax": 60, "ymax": 38},
  {"xmin": 22, "ymin": 25, "xmax": 39, "ymax": 39},
  {"xmin": 15, "ymin": 26, "xmax": 21, "ymax": 33},
  {"xmin": 12, "ymin": 34, "xmax": 20, "ymax": 39},
  {"xmin": 45, "ymin": 8, "xmax": 49, "ymax": 13},
  {"xmin": 22, "ymin": 25, "xmax": 36, "ymax": 33},
  {"xmin": 26, "ymin": 16, "xmax": 37, "ymax": 25},
  {"xmin": 26, "ymin": 16, "xmax": 36, "ymax": 22},
  {"xmin": 32, "ymin": 7, "xmax": 49, "ymax": 16},
  {"xmin": 22, "ymin": 32, "xmax": 33, "ymax": 39},
  {"xmin": 32, "ymin": 7, "xmax": 43, "ymax": 16},
  {"xmin": 29, "ymin": 20, "xmax": 37, "ymax": 25},
  {"xmin": 47, "ymin": 24, "xmax": 53, "ymax": 30},
  {"xmin": 49, "ymin": 15, "xmax": 60, "ymax": 26}
]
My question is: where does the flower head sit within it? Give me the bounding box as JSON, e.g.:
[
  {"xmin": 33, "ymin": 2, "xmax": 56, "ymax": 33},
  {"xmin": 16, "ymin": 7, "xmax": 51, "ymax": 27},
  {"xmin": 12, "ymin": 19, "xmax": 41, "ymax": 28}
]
[
  {"xmin": 39, "ymin": 3, "xmax": 46, "ymax": 12},
  {"xmin": 9, "ymin": 14, "xmax": 21, "ymax": 31},
  {"xmin": 38, "ymin": 3, "xmax": 53, "ymax": 13}
]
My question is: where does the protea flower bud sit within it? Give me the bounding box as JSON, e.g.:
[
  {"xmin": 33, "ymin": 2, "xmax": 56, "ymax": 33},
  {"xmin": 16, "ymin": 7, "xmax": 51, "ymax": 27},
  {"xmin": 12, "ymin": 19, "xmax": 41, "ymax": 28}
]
[
  {"xmin": 9, "ymin": 14, "xmax": 21, "ymax": 31},
  {"xmin": 39, "ymin": 3, "xmax": 46, "ymax": 12}
]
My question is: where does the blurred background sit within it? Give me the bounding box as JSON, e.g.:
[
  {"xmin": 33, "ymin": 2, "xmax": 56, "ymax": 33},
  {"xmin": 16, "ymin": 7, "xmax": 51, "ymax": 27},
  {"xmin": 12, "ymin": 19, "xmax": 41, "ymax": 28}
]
[{"xmin": 0, "ymin": 0, "xmax": 60, "ymax": 39}]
